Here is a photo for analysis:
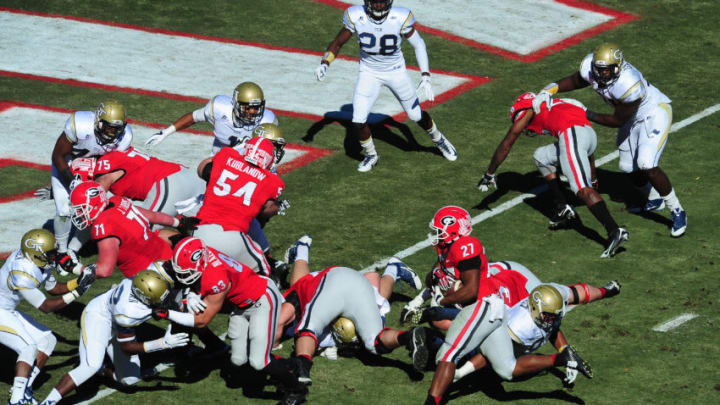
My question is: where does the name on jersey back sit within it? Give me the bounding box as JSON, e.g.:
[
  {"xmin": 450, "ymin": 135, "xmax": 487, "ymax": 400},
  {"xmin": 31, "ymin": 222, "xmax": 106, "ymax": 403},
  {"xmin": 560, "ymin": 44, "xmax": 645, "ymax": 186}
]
[{"xmin": 225, "ymin": 157, "xmax": 267, "ymax": 181}]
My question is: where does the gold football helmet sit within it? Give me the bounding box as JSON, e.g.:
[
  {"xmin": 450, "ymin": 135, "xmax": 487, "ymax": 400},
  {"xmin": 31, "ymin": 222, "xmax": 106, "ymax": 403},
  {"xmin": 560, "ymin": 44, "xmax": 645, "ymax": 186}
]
[
  {"xmin": 591, "ymin": 43, "xmax": 624, "ymax": 87},
  {"xmin": 232, "ymin": 82, "xmax": 265, "ymax": 127},
  {"xmin": 20, "ymin": 229, "xmax": 58, "ymax": 269},
  {"xmin": 253, "ymin": 123, "xmax": 286, "ymax": 163},
  {"xmin": 94, "ymin": 100, "xmax": 127, "ymax": 145},
  {"xmin": 131, "ymin": 270, "xmax": 170, "ymax": 307},
  {"xmin": 331, "ymin": 316, "xmax": 358, "ymax": 344},
  {"xmin": 528, "ymin": 284, "xmax": 565, "ymax": 331}
]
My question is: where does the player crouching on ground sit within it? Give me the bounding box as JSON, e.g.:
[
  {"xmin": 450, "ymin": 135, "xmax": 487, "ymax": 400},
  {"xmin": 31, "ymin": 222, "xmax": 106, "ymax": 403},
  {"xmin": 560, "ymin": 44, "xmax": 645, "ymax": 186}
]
[
  {"xmin": 151, "ymin": 237, "xmax": 306, "ymax": 399},
  {"xmin": 39, "ymin": 271, "xmax": 189, "ymax": 405},
  {"xmin": 1, "ymin": 229, "xmax": 94, "ymax": 405},
  {"xmin": 275, "ymin": 234, "xmax": 430, "ymax": 405},
  {"xmin": 477, "ymin": 93, "xmax": 628, "ymax": 258}
]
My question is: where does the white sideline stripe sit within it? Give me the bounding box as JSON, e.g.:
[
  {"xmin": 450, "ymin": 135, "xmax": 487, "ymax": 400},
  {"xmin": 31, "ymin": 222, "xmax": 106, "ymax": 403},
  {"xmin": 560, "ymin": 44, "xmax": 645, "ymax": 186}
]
[
  {"xmin": 68, "ymin": 103, "xmax": 720, "ymax": 403},
  {"xmin": 652, "ymin": 313, "xmax": 699, "ymax": 332},
  {"xmin": 78, "ymin": 333, "xmax": 228, "ymax": 404},
  {"xmin": 361, "ymin": 103, "xmax": 720, "ymax": 272}
]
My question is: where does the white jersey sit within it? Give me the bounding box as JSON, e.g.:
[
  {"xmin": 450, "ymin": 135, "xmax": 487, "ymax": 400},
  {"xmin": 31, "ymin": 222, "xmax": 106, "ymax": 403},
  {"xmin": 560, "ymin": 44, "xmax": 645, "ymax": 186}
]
[
  {"xmin": 0, "ymin": 250, "xmax": 56, "ymax": 311},
  {"xmin": 579, "ymin": 53, "xmax": 671, "ymax": 120},
  {"xmin": 506, "ymin": 299, "xmax": 556, "ymax": 353},
  {"xmin": 63, "ymin": 111, "xmax": 133, "ymax": 159},
  {"xmin": 196, "ymin": 95, "xmax": 277, "ymax": 149},
  {"xmin": 86, "ymin": 279, "xmax": 152, "ymax": 333},
  {"xmin": 343, "ymin": 5, "xmax": 415, "ymax": 72}
]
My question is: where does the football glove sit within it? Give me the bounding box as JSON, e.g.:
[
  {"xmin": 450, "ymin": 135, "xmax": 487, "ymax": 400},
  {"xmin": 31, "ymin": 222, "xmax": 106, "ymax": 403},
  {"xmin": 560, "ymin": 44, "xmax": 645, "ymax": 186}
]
[
  {"xmin": 57, "ymin": 253, "xmax": 83, "ymax": 276},
  {"xmin": 185, "ymin": 291, "xmax": 207, "ymax": 314},
  {"xmin": 34, "ymin": 185, "xmax": 53, "ymax": 201},
  {"xmin": 176, "ymin": 215, "xmax": 201, "ymax": 235},
  {"xmin": 75, "ymin": 264, "xmax": 96, "ymax": 295},
  {"xmin": 416, "ymin": 75, "xmax": 434, "ymax": 102},
  {"xmin": 145, "ymin": 126, "xmax": 175, "ymax": 148},
  {"xmin": 532, "ymin": 90, "xmax": 553, "ymax": 114},
  {"xmin": 563, "ymin": 366, "xmax": 578, "ymax": 388},
  {"xmin": 162, "ymin": 324, "xmax": 190, "ymax": 349},
  {"xmin": 477, "ymin": 173, "xmax": 497, "ymax": 192},
  {"xmin": 430, "ymin": 285, "xmax": 444, "ymax": 307},
  {"xmin": 315, "ymin": 63, "xmax": 328, "ymax": 81},
  {"xmin": 277, "ymin": 199, "xmax": 291, "ymax": 216}
]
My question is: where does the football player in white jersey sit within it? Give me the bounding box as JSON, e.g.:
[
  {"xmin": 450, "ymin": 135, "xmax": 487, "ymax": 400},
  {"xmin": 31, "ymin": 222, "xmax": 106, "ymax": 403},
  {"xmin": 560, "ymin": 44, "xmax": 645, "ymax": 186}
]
[
  {"xmin": 39, "ymin": 271, "xmax": 189, "ymax": 405},
  {"xmin": 533, "ymin": 43, "xmax": 687, "ymax": 237},
  {"xmin": 46, "ymin": 100, "xmax": 133, "ymax": 267},
  {"xmin": 1, "ymin": 229, "xmax": 94, "ymax": 405},
  {"xmin": 314, "ymin": 0, "xmax": 457, "ymax": 172},
  {"xmin": 145, "ymin": 81, "xmax": 278, "ymax": 154}
]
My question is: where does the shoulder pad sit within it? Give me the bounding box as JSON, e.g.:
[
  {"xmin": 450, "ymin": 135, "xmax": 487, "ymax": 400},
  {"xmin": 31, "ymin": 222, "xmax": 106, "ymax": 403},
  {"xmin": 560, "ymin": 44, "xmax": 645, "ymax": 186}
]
[
  {"xmin": 8, "ymin": 269, "xmax": 41, "ymax": 291},
  {"xmin": 64, "ymin": 113, "xmax": 78, "ymax": 143},
  {"xmin": 579, "ymin": 53, "xmax": 594, "ymax": 83},
  {"xmin": 260, "ymin": 109, "xmax": 277, "ymax": 125},
  {"xmin": 344, "ymin": 6, "xmax": 365, "ymax": 32}
]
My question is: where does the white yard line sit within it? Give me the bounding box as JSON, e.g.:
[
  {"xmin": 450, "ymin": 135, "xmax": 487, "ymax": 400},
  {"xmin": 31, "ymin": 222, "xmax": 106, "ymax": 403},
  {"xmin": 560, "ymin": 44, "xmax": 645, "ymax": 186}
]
[
  {"xmin": 76, "ymin": 102, "xmax": 720, "ymax": 403},
  {"xmin": 652, "ymin": 313, "xmax": 699, "ymax": 332},
  {"xmin": 361, "ymin": 103, "xmax": 720, "ymax": 272}
]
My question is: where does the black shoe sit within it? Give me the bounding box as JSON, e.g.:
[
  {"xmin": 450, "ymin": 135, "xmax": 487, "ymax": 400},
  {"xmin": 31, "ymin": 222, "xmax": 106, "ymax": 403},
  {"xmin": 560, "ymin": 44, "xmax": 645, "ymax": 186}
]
[
  {"xmin": 292, "ymin": 356, "xmax": 312, "ymax": 386},
  {"xmin": 279, "ymin": 385, "xmax": 308, "ymax": 405},
  {"xmin": 556, "ymin": 346, "xmax": 593, "ymax": 379},
  {"xmin": 602, "ymin": 280, "xmax": 621, "ymax": 298},
  {"xmin": 549, "ymin": 204, "xmax": 578, "ymax": 230},
  {"xmin": 408, "ymin": 327, "xmax": 429, "ymax": 372}
]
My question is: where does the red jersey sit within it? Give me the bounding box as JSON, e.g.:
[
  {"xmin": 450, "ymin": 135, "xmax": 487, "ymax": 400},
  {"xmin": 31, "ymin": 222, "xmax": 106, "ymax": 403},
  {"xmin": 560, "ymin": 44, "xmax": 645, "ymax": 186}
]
[
  {"xmin": 95, "ymin": 148, "xmax": 182, "ymax": 200},
  {"xmin": 436, "ymin": 234, "xmax": 488, "ymax": 289},
  {"xmin": 198, "ymin": 246, "xmax": 268, "ymax": 308},
  {"xmin": 481, "ymin": 268, "xmax": 530, "ymax": 307},
  {"xmin": 526, "ymin": 99, "xmax": 590, "ymax": 138},
  {"xmin": 282, "ymin": 267, "xmax": 336, "ymax": 312},
  {"xmin": 197, "ymin": 147, "xmax": 285, "ymax": 233},
  {"xmin": 91, "ymin": 196, "xmax": 172, "ymax": 277}
]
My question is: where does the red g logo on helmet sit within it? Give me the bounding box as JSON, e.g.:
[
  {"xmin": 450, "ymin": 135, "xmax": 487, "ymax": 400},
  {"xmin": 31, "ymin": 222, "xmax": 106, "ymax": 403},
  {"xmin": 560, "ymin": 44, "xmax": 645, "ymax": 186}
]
[
  {"xmin": 69, "ymin": 181, "xmax": 108, "ymax": 230},
  {"xmin": 242, "ymin": 137, "xmax": 275, "ymax": 170},
  {"xmin": 428, "ymin": 205, "xmax": 472, "ymax": 246},
  {"xmin": 171, "ymin": 237, "xmax": 207, "ymax": 285}
]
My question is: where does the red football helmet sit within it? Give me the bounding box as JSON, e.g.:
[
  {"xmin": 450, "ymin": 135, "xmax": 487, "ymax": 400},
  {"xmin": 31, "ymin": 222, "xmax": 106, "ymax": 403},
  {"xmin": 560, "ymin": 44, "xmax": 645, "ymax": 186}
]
[
  {"xmin": 509, "ymin": 92, "xmax": 536, "ymax": 123},
  {"xmin": 242, "ymin": 136, "xmax": 275, "ymax": 170},
  {"xmin": 69, "ymin": 181, "xmax": 108, "ymax": 230},
  {"xmin": 171, "ymin": 237, "xmax": 207, "ymax": 285},
  {"xmin": 428, "ymin": 205, "xmax": 472, "ymax": 246}
]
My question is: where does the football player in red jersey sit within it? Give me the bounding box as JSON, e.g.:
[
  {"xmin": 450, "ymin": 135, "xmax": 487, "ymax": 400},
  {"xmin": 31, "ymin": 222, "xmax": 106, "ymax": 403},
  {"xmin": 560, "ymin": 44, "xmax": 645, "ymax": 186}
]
[
  {"xmin": 274, "ymin": 236, "xmax": 430, "ymax": 405},
  {"xmin": 154, "ymin": 237, "xmax": 305, "ymax": 398},
  {"xmin": 68, "ymin": 181, "xmax": 198, "ymax": 278},
  {"xmin": 194, "ymin": 137, "xmax": 285, "ymax": 276},
  {"xmin": 92, "ymin": 147, "xmax": 206, "ymax": 218},
  {"xmin": 477, "ymin": 93, "xmax": 628, "ymax": 258}
]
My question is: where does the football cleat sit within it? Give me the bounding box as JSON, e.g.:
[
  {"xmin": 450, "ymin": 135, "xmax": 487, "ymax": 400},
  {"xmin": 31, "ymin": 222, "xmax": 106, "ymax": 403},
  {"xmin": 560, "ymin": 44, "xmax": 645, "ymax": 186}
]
[
  {"xmin": 549, "ymin": 204, "xmax": 577, "ymax": 230},
  {"xmin": 600, "ymin": 227, "xmax": 629, "ymax": 258},
  {"xmin": 291, "ymin": 356, "xmax": 312, "ymax": 386},
  {"xmin": 279, "ymin": 384, "xmax": 308, "ymax": 405},
  {"xmin": 628, "ymin": 198, "xmax": 665, "ymax": 213},
  {"xmin": 23, "ymin": 387, "xmax": 39, "ymax": 405},
  {"xmin": 387, "ymin": 257, "xmax": 422, "ymax": 290},
  {"xmin": 602, "ymin": 280, "xmax": 621, "ymax": 298},
  {"xmin": 670, "ymin": 208, "xmax": 687, "ymax": 237},
  {"xmin": 357, "ymin": 154, "xmax": 378, "ymax": 172},
  {"xmin": 556, "ymin": 346, "xmax": 593, "ymax": 379},
  {"xmin": 432, "ymin": 135, "xmax": 458, "ymax": 161},
  {"xmin": 284, "ymin": 234, "xmax": 312, "ymax": 265},
  {"xmin": 408, "ymin": 327, "xmax": 429, "ymax": 372}
]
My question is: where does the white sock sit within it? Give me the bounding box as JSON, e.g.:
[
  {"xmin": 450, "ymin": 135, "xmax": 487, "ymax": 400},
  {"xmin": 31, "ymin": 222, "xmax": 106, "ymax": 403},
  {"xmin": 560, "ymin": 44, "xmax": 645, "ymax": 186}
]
[
  {"xmin": 648, "ymin": 186, "xmax": 661, "ymax": 200},
  {"xmin": 454, "ymin": 361, "xmax": 477, "ymax": 381},
  {"xmin": 426, "ymin": 121, "xmax": 442, "ymax": 142},
  {"xmin": 383, "ymin": 265, "xmax": 398, "ymax": 282},
  {"xmin": 10, "ymin": 376, "xmax": 28, "ymax": 403},
  {"xmin": 662, "ymin": 188, "xmax": 683, "ymax": 212},
  {"xmin": 44, "ymin": 388, "xmax": 63, "ymax": 404},
  {"xmin": 54, "ymin": 215, "xmax": 72, "ymax": 252},
  {"xmin": 295, "ymin": 245, "xmax": 309, "ymax": 263},
  {"xmin": 27, "ymin": 366, "xmax": 41, "ymax": 389},
  {"xmin": 360, "ymin": 137, "xmax": 377, "ymax": 156}
]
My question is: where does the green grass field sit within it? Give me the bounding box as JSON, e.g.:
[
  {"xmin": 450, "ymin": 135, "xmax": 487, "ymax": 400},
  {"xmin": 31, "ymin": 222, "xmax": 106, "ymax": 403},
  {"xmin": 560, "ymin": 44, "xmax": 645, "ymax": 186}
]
[{"xmin": 2, "ymin": 1, "xmax": 720, "ymax": 404}]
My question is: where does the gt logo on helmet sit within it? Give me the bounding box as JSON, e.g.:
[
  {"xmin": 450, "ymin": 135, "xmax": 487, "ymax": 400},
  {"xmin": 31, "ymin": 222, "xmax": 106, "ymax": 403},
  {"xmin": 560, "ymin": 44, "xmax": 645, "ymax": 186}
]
[{"xmin": 24, "ymin": 238, "xmax": 45, "ymax": 253}]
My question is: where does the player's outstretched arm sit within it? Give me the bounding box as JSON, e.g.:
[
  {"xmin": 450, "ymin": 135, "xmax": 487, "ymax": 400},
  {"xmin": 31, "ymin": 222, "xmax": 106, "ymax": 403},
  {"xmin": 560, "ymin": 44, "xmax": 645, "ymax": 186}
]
[
  {"xmin": 586, "ymin": 98, "xmax": 641, "ymax": 128},
  {"xmin": 478, "ymin": 111, "xmax": 533, "ymax": 191},
  {"xmin": 146, "ymin": 111, "xmax": 197, "ymax": 147},
  {"xmin": 315, "ymin": 27, "xmax": 353, "ymax": 81}
]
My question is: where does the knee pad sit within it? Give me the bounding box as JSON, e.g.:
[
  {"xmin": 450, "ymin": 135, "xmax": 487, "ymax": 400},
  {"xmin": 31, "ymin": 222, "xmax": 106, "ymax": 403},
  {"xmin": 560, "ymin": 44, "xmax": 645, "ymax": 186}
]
[
  {"xmin": 68, "ymin": 364, "xmax": 100, "ymax": 387},
  {"xmin": 407, "ymin": 102, "xmax": 422, "ymax": 122},
  {"xmin": 492, "ymin": 357, "xmax": 516, "ymax": 381},
  {"xmin": 533, "ymin": 149, "xmax": 556, "ymax": 177},
  {"xmin": 618, "ymin": 159, "xmax": 634, "ymax": 174},
  {"xmin": 118, "ymin": 375, "xmax": 140, "ymax": 386},
  {"xmin": 17, "ymin": 343, "xmax": 38, "ymax": 365},
  {"xmin": 230, "ymin": 350, "xmax": 248, "ymax": 368},
  {"xmin": 38, "ymin": 333, "xmax": 57, "ymax": 356}
]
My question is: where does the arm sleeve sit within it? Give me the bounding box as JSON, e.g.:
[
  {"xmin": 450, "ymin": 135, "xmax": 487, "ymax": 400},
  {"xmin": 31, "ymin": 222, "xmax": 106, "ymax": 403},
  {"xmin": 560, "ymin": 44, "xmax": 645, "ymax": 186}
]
[
  {"xmin": 457, "ymin": 256, "xmax": 483, "ymax": 272},
  {"xmin": 18, "ymin": 288, "xmax": 47, "ymax": 309},
  {"xmin": 192, "ymin": 107, "xmax": 207, "ymax": 123},
  {"xmin": 406, "ymin": 30, "xmax": 429, "ymax": 73}
]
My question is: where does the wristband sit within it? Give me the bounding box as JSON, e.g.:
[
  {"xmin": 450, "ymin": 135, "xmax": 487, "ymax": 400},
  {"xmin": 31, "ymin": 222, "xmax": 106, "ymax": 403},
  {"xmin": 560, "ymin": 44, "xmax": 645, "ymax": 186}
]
[
  {"xmin": 164, "ymin": 124, "xmax": 177, "ymax": 136},
  {"xmin": 62, "ymin": 290, "xmax": 80, "ymax": 304},
  {"xmin": 322, "ymin": 51, "xmax": 335, "ymax": 64},
  {"xmin": 543, "ymin": 82, "xmax": 559, "ymax": 95},
  {"xmin": 172, "ymin": 217, "xmax": 181, "ymax": 227},
  {"xmin": 67, "ymin": 278, "xmax": 78, "ymax": 291},
  {"xmin": 143, "ymin": 337, "xmax": 166, "ymax": 353},
  {"xmin": 558, "ymin": 344, "xmax": 568, "ymax": 353}
]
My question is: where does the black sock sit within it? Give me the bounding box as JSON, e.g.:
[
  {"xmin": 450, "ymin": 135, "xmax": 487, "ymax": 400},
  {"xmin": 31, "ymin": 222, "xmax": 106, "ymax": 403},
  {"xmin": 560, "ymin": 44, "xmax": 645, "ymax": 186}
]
[
  {"xmin": 548, "ymin": 177, "xmax": 566, "ymax": 206},
  {"xmin": 264, "ymin": 358, "xmax": 297, "ymax": 387},
  {"xmin": 588, "ymin": 201, "xmax": 619, "ymax": 235},
  {"xmin": 397, "ymin": 330, "xmax": 411, "ymax": 346}
]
